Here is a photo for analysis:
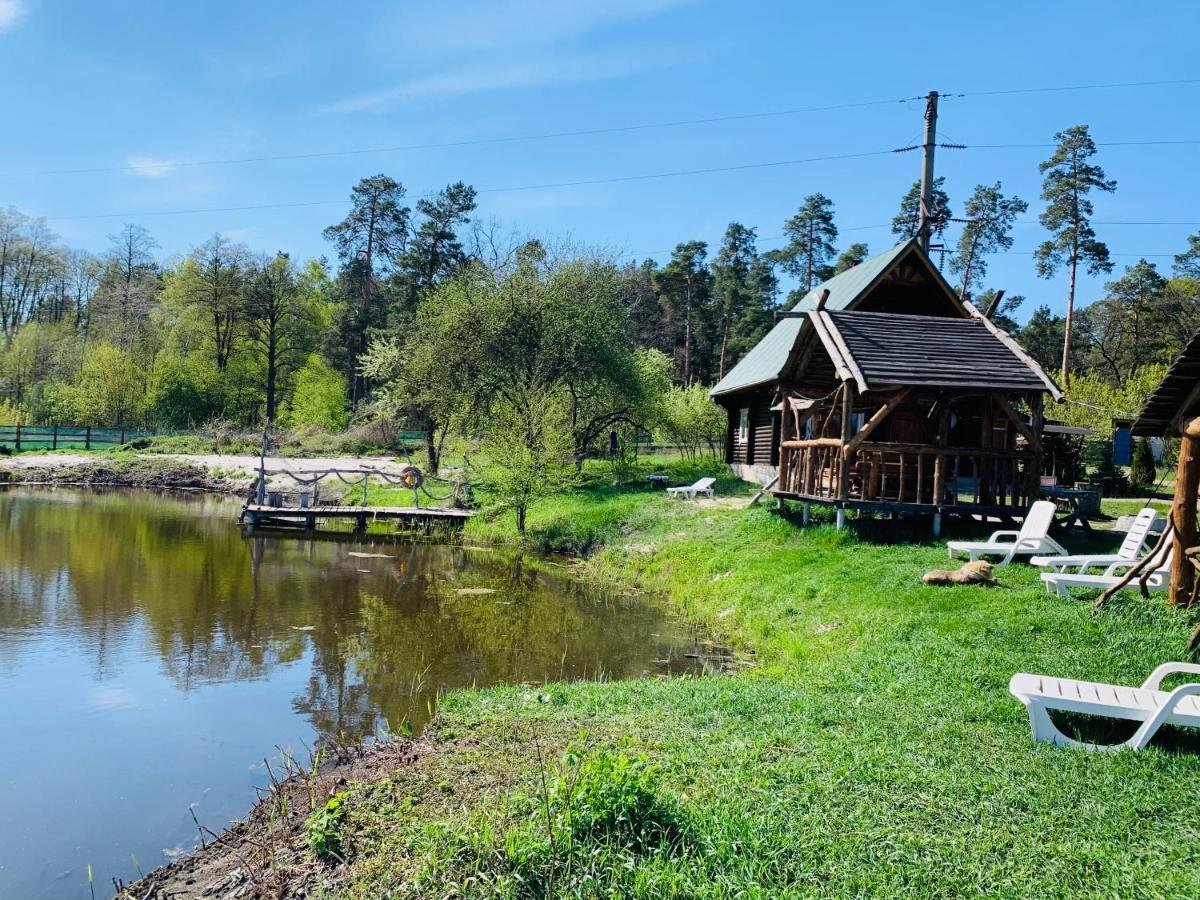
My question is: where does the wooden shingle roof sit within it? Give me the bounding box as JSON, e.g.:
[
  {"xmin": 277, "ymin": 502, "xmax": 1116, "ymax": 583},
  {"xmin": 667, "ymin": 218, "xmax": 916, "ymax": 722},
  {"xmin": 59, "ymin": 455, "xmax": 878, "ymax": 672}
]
[
  {"xmin": 812, "ymin": 308, "xmax": 1061, "ymax": 397},
  {"xmin": 1132, "ymin": 329, "xmax": 1200, "ymax": 436}
]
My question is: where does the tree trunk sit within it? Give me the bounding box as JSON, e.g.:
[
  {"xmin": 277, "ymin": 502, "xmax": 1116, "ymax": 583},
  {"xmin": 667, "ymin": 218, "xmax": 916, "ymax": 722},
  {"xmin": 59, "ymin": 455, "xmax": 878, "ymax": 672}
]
[
  {"xmin": 719, "ymin": 318, "xmax": 730, "ymax": 379},
  {"xmin": 423, "ymin": 415, "xmax": 440, "ymax": 474},
  {"xmin": 683, "ymin": 277, "xmax": 693, "ymax": 387},
  {"xmin": 806, "ymin": 219, "xmax": 814, "ymax": 293},
  {"xmin": 265, "ymin": 346, "xmax": 277, "ymax": 423},
  {"xmin": 1061, "ymin": 252, "xmax": 1078, "ymax": 387},
  {"xmin": 1170, "ymin": 419, "xmax": 1200, "ymax": 606}
]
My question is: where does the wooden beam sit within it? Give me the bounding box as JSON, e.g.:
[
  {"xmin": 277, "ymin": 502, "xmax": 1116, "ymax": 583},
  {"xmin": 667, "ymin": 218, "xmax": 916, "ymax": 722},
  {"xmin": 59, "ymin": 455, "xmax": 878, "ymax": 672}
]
[
  {"xmin": 807, "ymin": 311, "xmax": 856, "ymax": 386},
  {"xmin": 1171, "ymin": 416, "xmax": 1200, "ymax": 606},
  {"xmin": 992, "ymin": 394, "xmax": 1038, "ymax": 446},
  {"xmin": 844, "ymin": 388, "xmax": 911, "ymax": 456},
  {"xmin": 818, "ymin": 310, "xmax": 870, "ymax": 395}
]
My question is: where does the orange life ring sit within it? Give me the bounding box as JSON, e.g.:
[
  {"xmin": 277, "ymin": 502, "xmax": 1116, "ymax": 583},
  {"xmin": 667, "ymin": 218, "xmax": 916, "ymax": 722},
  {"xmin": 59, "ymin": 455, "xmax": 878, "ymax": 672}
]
[{"xmin": 399, "ymin": 465, "xmax": 424, "ymax": 490}]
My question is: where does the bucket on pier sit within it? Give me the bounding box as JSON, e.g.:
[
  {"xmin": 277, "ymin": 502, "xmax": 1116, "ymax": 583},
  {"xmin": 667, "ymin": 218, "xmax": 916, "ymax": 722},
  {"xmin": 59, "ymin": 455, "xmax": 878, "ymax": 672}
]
[{"xmin": 267, "ymin": 490, "xmax": 282, "ymax": 506}]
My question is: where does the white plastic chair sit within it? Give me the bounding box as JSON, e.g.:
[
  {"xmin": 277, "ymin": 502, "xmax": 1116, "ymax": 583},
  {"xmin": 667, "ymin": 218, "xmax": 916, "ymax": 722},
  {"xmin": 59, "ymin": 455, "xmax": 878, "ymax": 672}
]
[
  {"xmin": 1031, "ymin": 507, "xmax": 1160, "ymax": 573},
  {"xmin": 946, "ymin": 501, "xmax": 1066, "ymax": 565},
  {"xmin": 1010, "ymin": 663, "xmax": 1200, "ymax": 751},
  {"xmin": 1040, "ymin": 548, "xmax": 1172, "ymax": 598},
  {"xmin": 666, "ymin": 477, "xmax": 716, "ymax": 500}
]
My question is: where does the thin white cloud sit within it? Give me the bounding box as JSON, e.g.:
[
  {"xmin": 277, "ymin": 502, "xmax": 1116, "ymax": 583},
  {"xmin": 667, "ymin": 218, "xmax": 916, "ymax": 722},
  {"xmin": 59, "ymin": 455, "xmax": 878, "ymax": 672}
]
[
  {"xmin": 0, "ymin": 0, "xmax": 26, "ymax": 33},
  {"xmin": 394, "ymin": 0, "xmax": 698, "ymax": 57},
  {"xmin": 125, "ymin": 156, "xmax": 177, "ymax": 179},
  {"xmin": 323, "ymin": 48, "xmax": 691, "ymax": 114}
]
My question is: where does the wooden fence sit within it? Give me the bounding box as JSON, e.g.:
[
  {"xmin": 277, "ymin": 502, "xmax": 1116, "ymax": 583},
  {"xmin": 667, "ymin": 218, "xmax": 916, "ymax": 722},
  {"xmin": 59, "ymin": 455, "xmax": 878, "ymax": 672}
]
[
  {"xmin": 0, "ymin": 425, "xmax": 431, "ymax": 452},
  {"xmin": 0, "ymin": 425, "xmax": 162, "ymax": 451}
]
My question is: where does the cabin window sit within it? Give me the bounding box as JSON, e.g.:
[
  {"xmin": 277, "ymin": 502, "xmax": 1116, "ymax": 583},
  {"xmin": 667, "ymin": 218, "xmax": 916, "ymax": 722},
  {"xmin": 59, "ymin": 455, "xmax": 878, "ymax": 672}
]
[
  {"xmin": 852, "ymin": 412, "xmax": 867, "ymax": 433},
  {"xmin": 737, "ymin": 408, "xmax": 749, "ymax": 444}
]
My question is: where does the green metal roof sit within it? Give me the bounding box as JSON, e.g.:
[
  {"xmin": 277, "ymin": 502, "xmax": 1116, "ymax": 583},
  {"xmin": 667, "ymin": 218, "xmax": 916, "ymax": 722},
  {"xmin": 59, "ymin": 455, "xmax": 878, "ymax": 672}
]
[
  {"xmin": 789, "ymin": 238, "xmax": 917, "ymax": 313},
  {"xmin": 710, "ymin": 239, "xmax": 918, "ymax": 397}
]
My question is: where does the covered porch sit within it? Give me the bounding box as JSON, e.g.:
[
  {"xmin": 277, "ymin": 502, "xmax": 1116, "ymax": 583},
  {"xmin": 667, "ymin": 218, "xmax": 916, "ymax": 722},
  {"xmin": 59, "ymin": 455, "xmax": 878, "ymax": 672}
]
[{"xmin": 770, "ymin": 304, "xmax": 1061, "ymax": 532}]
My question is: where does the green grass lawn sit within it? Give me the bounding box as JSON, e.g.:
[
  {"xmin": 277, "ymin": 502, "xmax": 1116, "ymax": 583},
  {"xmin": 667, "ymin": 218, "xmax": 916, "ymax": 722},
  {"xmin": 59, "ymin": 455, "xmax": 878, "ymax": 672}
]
[{"xmin": 315, "ymin": 462, "xmax": 1200, "ymax": 897}]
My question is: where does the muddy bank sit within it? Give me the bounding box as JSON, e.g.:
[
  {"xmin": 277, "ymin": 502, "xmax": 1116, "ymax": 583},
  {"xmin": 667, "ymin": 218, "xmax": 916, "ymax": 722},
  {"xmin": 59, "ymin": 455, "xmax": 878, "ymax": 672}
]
[
  {"xmin": 0, "ymin": 458, "xmax": 239, "ymax": 493},
  {"xmin": 115, "ymin": 738, "xmax": 431, "ymax": 900},
  {"xmin": 0, "ymin": 451, "xmax": 423, "ymax": 498}
]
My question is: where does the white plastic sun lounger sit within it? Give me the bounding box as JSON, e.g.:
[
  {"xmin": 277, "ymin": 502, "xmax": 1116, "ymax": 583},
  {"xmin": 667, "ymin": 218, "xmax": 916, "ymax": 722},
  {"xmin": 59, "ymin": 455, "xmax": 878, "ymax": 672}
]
[
  {"xmin": 946, "ymin": 500, "xmax": 1066, "ymax": 565},
  {"xmin": 1010, "ymin": 663, "xmax": 1200, "ymax": 751},
  {"xmin": 1031, "ymin": 507, "xmax": 1159, "ymax": 573},
  {"xmin": 1040, "ymin": 549, "xmax": 1172, "ymax": 598},
  {"xmin": 666, "ymin": 477, "xmax": 715, "ymax": 500}
]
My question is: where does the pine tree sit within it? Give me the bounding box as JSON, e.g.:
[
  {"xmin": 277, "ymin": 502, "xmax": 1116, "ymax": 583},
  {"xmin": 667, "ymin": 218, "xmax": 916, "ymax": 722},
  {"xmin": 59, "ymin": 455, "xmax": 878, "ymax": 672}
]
[
  {"xmin": 712, "ymin": 223, "xmax": 758, "ymax": 379},
  {"xmin": 1174, "ymin": 233, "xmax": 1200, "ymax": 279},
  {"xmin": 891, "ymin": 178, "xmax": 951, "ymax": 240},
  {"xmin": 952, "ymin": 182, "xmax": 1027, "ymax": 297},
  {"xmin": 770, "ymin": 194, "xmax": 838, "ymax": 293},
  {"xmin": 833, "ymin": 243, "xmax": 869, "ymax": 274},
  {"xmin": 653, "ymin": 241, "xmax": 711, "ymax": 386},
  {"xmin": 1033, "ymin": 125, "xmax": 1116, "ymax": 388}
]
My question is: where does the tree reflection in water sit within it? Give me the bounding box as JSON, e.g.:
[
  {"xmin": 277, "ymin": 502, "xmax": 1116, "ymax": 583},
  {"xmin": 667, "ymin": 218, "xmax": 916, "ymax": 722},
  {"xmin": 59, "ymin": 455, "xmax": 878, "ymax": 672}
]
[{"xmin": 0, "ymin": 488, "xmax": 705, "ymax": 740}]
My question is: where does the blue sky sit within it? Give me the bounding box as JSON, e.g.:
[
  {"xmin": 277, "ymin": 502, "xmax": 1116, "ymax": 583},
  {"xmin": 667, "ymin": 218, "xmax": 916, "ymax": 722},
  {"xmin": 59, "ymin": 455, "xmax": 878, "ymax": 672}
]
[{"xmin": 0, "ymin": 0, "xmax": 1196, "ymax": 321}]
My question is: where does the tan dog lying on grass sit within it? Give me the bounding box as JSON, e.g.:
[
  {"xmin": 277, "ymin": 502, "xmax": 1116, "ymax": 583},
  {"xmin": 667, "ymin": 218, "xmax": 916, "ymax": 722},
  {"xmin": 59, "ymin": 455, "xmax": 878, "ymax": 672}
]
[{"xmin": 922, "ymin": 560, "xmax": 995, "ymax": 586}]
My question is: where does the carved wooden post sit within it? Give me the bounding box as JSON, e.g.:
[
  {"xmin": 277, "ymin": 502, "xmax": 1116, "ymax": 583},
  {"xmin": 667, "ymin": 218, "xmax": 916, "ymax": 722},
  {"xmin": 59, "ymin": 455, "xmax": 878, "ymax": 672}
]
[
  {"xmin": 979, "ymin": 392, "xmax": 994, "ymax": 505},
  {"xmin": 1170, "ymin": 416, "xmax": 1200, "ymax": 605},
  {"xmin": 1027, "ymin": 391, "xmax": 1045, "ymax": 507},
  {"xmin": 836, "ymin": 382, "xmax": 853, "ymax": 528}
]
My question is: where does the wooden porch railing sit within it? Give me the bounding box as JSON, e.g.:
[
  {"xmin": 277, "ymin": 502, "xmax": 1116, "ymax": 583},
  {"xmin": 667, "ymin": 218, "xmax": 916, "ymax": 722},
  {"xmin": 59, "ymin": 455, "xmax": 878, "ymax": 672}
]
[{"xmin": 778, "ymin": 439, "xmax": 1038, "ymax": 508}]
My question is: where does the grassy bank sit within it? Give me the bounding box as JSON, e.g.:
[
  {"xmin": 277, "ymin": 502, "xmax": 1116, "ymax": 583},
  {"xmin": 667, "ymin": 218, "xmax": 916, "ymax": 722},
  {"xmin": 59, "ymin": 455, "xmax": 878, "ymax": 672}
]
[{"xmin": 246, "ymin": 460, "xmax": 1199, "ymax": 898}]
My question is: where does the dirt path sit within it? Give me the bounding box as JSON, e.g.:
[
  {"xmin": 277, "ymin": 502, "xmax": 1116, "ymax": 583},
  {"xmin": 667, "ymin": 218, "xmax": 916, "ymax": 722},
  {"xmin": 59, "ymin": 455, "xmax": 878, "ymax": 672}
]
[{"xmin": 0, "ymin": 452, "xmax": 412, "ymax": 475}]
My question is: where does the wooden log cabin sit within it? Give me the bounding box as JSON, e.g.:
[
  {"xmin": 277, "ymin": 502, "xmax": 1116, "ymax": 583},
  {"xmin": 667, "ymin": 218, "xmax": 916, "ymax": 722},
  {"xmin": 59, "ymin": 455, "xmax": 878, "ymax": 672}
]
[{"xmin": 710, "ymin": 239, "xmax": 1062, "ymax": 532}]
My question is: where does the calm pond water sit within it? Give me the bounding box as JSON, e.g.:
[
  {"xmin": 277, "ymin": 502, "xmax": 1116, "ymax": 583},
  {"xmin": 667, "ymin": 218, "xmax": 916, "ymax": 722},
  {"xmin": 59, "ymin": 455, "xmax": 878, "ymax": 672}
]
[{"xmin": 0, "ymin": 488, "xmax": 706, "ymax": 900}]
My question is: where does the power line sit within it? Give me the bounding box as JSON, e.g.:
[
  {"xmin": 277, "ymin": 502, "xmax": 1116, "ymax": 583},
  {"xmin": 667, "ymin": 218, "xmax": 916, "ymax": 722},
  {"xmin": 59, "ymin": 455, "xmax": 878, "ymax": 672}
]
[
  {"xmin": 948, "ymin": 77, "xmax": 1200, "ymax": 99},
  {"xmin": 971, "ymin": 139, "xmax": 1200, "ymax": 150},
  {"xmin": 45, "ymin": 149, "xmax": 901, "ymax": 220},
  {"xmin": 7, "ymin": 77, "xmax": 1200, "ymax": 180},
  {"xmin": 40, "ymin": 138, "xmax": 1200, "ymax": 223},
  {"xmin": 1, "ymin": 96, "xmax": 922, "ymax": 180}
]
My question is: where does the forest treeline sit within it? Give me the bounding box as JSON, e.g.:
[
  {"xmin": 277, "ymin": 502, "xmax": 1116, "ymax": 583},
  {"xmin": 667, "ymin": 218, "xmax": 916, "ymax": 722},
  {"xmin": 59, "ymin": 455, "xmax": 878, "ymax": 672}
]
[{"xmin": 0, "ymin": 124, "xmax": 1197, "ymax": 448}]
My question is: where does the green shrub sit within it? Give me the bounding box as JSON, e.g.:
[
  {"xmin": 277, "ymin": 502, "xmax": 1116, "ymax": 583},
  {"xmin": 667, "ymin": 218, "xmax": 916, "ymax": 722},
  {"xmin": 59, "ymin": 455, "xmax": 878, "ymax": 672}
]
[
  {"xmin": 284, "ymin": 356, "xmax": 350, "ymax": 431},
  {"xmin": 414, "ymin": 745, "xmax": 690, "ymax": 895},
  {"xmin": 306, "ymin": 791, "xmax": 351, "ymax": 860},
  {"xmin": 1131, "ymin": 436, "xmax": 1157, "ymax": 487}
]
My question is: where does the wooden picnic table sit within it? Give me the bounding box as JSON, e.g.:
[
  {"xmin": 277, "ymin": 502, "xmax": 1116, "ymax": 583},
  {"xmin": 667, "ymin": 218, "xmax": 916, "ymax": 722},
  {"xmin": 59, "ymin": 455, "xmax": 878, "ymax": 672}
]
[{"xmin": 1040, "ymin": 484, "xmax": 1102, "ymax": 530}]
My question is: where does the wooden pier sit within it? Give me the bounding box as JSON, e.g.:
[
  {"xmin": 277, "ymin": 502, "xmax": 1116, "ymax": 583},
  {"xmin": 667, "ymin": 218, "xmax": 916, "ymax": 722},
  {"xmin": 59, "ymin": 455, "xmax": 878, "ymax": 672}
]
[{"xmin": 241, "ymin": 504, "xmax": 474, "ymax": 534}]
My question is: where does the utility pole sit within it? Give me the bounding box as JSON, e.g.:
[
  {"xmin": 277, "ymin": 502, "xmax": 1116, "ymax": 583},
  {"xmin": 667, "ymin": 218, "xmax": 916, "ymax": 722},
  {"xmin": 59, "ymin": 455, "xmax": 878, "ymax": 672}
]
[{"xmin": 917, "ymin": 90, "xmax": 939, "ymax": 252}]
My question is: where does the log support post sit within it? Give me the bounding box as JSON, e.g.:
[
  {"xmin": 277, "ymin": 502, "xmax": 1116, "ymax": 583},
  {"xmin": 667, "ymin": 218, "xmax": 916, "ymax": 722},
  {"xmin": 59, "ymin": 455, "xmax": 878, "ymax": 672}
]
[
  {"xmin": 838, "ymin": 381, "xmax": 854, "ymax": 502},
  {"xmin": 1170, "ymin": 417, "xmax": 1200, "ymax": 605},
  {"xmin": 802, "ymin": 501, "xmax": 811, "ymax": 526}
]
